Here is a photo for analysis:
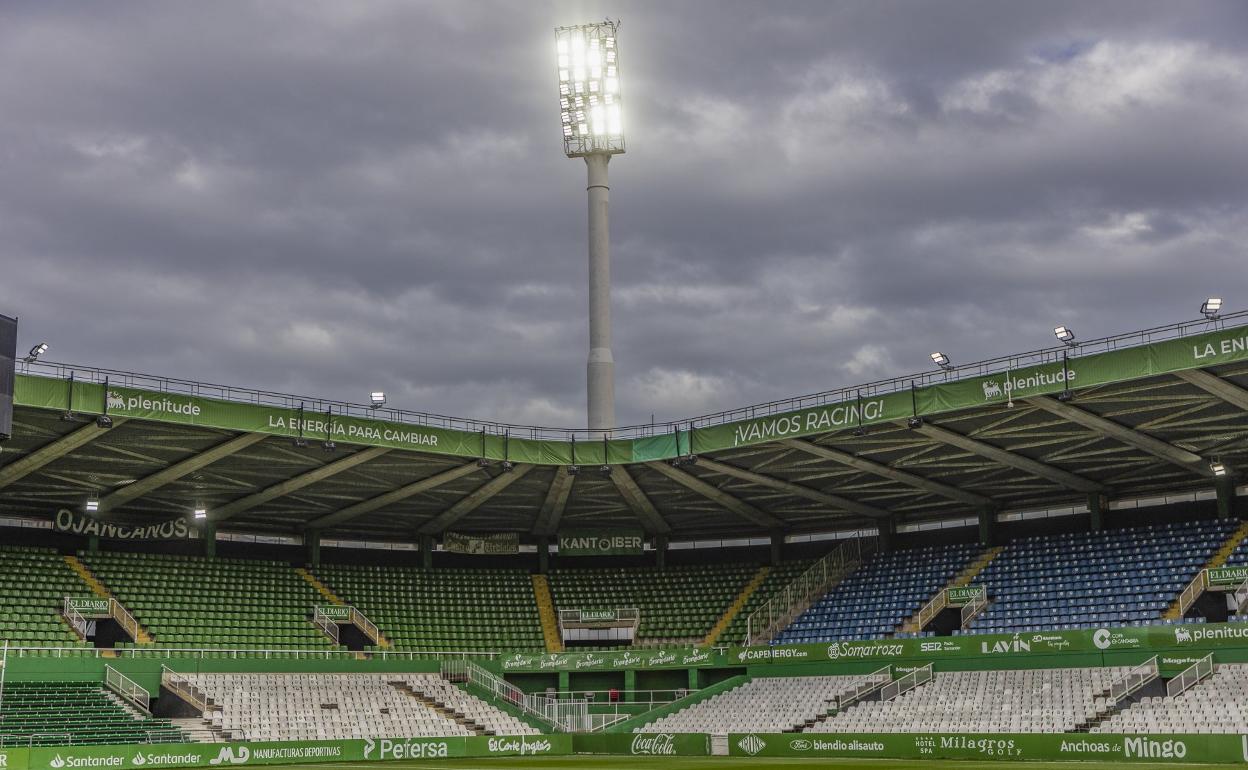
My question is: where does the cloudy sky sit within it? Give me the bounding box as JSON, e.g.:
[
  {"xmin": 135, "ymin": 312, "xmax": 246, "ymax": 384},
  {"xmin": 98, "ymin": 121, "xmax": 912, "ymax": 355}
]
[{"xmin": 2, "ymin": 1, "xmax": 1246, "ymax": 429}]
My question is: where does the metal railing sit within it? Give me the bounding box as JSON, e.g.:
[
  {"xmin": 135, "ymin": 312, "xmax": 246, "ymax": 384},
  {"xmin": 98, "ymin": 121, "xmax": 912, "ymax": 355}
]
[
  {"xmin": 349, "ymin": 607, "xmax": 382, "ymax": 645},
  {"xmin": 4, "ymin": 644, "xmax": 498, "ymax": 661},
  {"xmin": 881, "ymin": 664, "xmax": 932, "ymax": 701},
  {"xmin": 1175, "ymin": 570, "xmax": 1210, "ymax": 618},
  {"xmin": 746, "ymin": 537, "xmax": 876, "ymax": 646},
  {"xmin": 588, "ymin": 713, "xmax": 630, "ymax": 732},
  {"xmin": 1108, "ymin": 656, "xmax": 1159, "ymax": 706},
  {"xmin": 441, "ymin": 659, "xmax": 589, "ymax": 732},
  {"xmin": 832, "ymin": 666, "xmax": 892, "ymax": 711},
  {"xmin": 312, "ymin": 607, "xmax": 340, "ymax": 644},
  {"xmin": 913, "ymin": 592, "xmax": 948, "ymax": 632},
  {"xmin": 550, "ymin": 688, "xmax": 684, "ymax": 707},
  {"xmin": 558, "ymin": 608, "xmax": 640, "ymax": 628},
  {"xmin": 960, "ymin": 589, "xmax": 990, "ymax": 628},
  {"xmin": 105, "ymin": 664, "xmax": 151, "ymax": 714},
  {"xmin": 22, "ymin": 312, "xmax": 1242, "ymax": 442},
  {"xmin": 160, "ymin": 665, "xmax": 208, "ymax": 712},
  {"xmin": 108, "ymin": 598, "xmax": 142, "ymax": 642},
  {"xmin": 1166, "ymin": 653, "xmax": 1215, "ymax": 698},
  {"xmin": 63, "ymin": 603, "xmax": 89, "ymax": 640},
  {"xmin": 0, "ymin": 729, "xmax": 180, "ymax": 748},
  {"xmin": 1233, "ymin": 576, "xmax": 1248, "ymax": 615}
]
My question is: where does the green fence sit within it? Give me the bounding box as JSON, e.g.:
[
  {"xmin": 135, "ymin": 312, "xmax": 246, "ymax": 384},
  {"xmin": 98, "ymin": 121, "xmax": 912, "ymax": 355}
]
[{"xmin": 728, "ymin": 732, "xmax": 1248, "ymax": 763}]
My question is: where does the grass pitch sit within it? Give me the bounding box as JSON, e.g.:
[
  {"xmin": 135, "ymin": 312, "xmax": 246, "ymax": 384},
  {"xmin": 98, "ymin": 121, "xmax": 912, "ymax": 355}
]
[{"xmin": 274, "ymin": 758, "xmax": 1228, "ymax": 770}]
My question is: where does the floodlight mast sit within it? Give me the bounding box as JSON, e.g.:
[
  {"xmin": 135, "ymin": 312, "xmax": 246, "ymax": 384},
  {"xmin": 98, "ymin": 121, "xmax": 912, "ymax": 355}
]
[{"xmin": 556, "ymin": 20, "xmax": 624, "ymax": 436}]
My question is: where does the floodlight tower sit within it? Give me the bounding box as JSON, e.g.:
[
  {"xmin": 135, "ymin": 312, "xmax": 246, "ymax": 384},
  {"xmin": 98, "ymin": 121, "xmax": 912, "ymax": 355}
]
[{"xmin": 556, "ymin": 20, "xmax": 624, "ymax": 435}]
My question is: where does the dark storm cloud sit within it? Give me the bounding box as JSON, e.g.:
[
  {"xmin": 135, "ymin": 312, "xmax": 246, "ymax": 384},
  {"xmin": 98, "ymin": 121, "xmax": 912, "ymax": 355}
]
[{"xmin": 1, "ymin": 0, "xmax": 1246, "ymax": 429}]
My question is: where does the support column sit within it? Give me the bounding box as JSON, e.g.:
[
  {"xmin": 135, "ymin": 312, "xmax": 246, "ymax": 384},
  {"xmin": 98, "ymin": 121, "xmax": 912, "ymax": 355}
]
[
  {"xmin": 585, "ymin": 153, "xmax": 616, "ymax": 434},
  {"xmin": 558, "ymin": 671, "xmax": 570, "ymax": 694},
  {"xmin": 305, "ymin": 530, "xmax": 321, "ymax": 568},
  {"xmin": 623, "ymin": 669, "xmax": 636, "ymax": 697},
  {"xmin": 1216, "ymin": 476, "xmax": 1238, "ymax": 519},
  {"xmin": 87, "ymin": 535, "xmax": 100, "ymax": 554},
  {"xmin": 769, "ymin": 531, "xmax": 784, "ymax": 565},
  {"xmin": 687, "ymin": 668, "xmax": 701, "ymax": 691},
  {"xmin": 420, "ymin": 535, "xmax": 434, "ymax": 570},
  {"xmin": 201, "ymin": 521, "xmax": 216, "ymax": 559},
  {"xmin": 654, "ymin": 535, "xmax": 668, "ymax": 570},
  {"xmin": 1088, "ymin": 493, "xmax": 1106, "ymax": 532},
  {"xmin": 878, "ymin": 515, "xmax": 897, "ymax": 552},
  {"xmin": 978, "ymin": 507, "xmax": 996, "ymax": 547},
  {"xmin": 537, "ymin": 537, "xmax": 550, "ymax": 573}
]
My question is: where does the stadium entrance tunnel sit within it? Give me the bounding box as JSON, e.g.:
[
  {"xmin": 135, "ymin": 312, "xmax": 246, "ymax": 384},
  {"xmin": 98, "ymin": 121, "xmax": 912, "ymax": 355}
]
[
  {"xmin": 84, "ymin": 616, "xmax": 137, "ymax": 649},
  {"xmin": 1187, "ymin": 590, "xmax": 1232, "ymax": 624},
  {"xmin": 924, "ymin": 606, "xmax": 963, "ymax": 637},
  {"xmin": 335, "ymin": 622, "xmax": 372, "ymax": 651}
]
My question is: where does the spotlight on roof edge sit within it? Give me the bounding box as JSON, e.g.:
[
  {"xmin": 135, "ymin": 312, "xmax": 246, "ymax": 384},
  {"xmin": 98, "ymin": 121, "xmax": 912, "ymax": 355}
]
[
  {"xmin": 555, "ymin": 20, "xmax": 624, "ymax": 158},
  {"xmin": 1054, "ymin": 326, "xmax": 1076, "ymax": 345},
  {"xmin": 370, "ymin": 392, "xmax": 386, "ymax": 408},
  {"xmin": 930, "ymin": 352, "xmax": 951, "ymax": 369},
  {"xmin": 1202, "ymin": 297, "xmax": 1223, "ymax": 320},
  {"xmin": 85, "ymin": 498, "xmax": 99, "ymax": 513},
  {"xmin": 193, "ymin": 506, "xmax": 207, "ymax": 519},
  {"xmin": 23, "ymin": 342, "xmax": 48, "ymax": 363},
  {"xmin": 1210, "ymin": 459, "xmax": 1228, "ymax": 477}
]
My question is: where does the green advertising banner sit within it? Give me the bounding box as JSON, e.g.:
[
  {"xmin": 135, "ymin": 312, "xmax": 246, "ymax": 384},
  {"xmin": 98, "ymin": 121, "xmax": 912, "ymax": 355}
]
[
  {"xmin": 67, "ymin": 597, "xmax": 110, "ymax": 616},
  {"xmin": 558, "ymin": 530, "xmax": 645, "ymax": 557},
  {"xmin": 1208, "ymin": 566, "xmax": 1248, "ymax": 587},
  {"xmin": 946, "ymin": 586, "xmax": 984, "ymax": 605},
  {"xmin": 0, "ymin": 747, "xmax": 29, "ymax": 770},
  {"xmin": 727, "ymin": 732, "xmax": 1248, "ymax": 763},
  {"xmin": 443, "ymin": 531, "xmax": 520, "ymax": 556},
  {"xmin": 316, "ymin": 605, "xmax": 352, "ymax": 621},
  {"xmin": 573, "ymin": 732, "xmax": 710, "ymax": 756},
  {"xmin": 52, "ymin": 509, "xmax": 198, "ymax": 541},
  {"xmin": 498, "ymin": 645, "xmax": 727, "ymax": 673},
  {"xmin": 17, "ymin": 322, "xmax": 1248, "ymax": 463}
]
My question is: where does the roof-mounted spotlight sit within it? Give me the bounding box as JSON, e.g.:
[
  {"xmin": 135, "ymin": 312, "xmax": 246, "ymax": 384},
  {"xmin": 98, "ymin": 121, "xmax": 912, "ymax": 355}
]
[
  {"xmin": 566, "ymin": 465, "xmax": 580, "ymax": 476},
  {"xmin": 500, "ymin": 460, "xmax": 515, "ymax": 472},
  {"xmin": 930, "ymin": 352, "xmax": 951, "ymax": 370},
  {"xmin": 292, "ymin": 437, "xmax": 309, "ymax": 448},
  {"xmin": 321, "ymin": 440, "xmax": 336, "ymax": 452},
  {"xmin": 1210, "ymin": 459, "xmax": 1228, "ymax": 477},
  {"xmin": 1202, "ymin": 298, "xmax": 1223, "ymax": 320},
  {"xmin": 907, "ymin": 416, "xmax": 924, "ymax": 429},
  {"xmin": 85, "ymin": 497, "xmax": 100, "ymax": 514},
  {"xmin": 193, "ymin": 506, "xmax": 207, "ymax": 520},
  {"xmin": 1057, "ymin": 389, "xmax": 1075, "ymax": 402},
  {"xmin": 599, "ymin": 464, "xmax": 612, "ymax": 476},
  {"xmin": 477, "ymin": 458, "xmax": 491, "ymax": 468},
  {"xmin": 370, "ymin": 392, "xmax": 386, "ymax": 409},
  {"xmin": 95, "ymin": 415, "xmax": 113, "ymax": 429},
  {"xmin": 23, "ymin": 343, "xmax": 48, "ymax": 363},
  {"xmin": 1054, "ymin": 326, "xmax": 1076, "ymax": 346}
]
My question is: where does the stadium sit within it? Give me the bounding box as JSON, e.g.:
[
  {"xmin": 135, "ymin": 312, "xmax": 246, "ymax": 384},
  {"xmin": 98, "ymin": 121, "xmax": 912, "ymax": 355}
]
[{"xmin": 4, "ymin": 6, "xmax": 1248, "ymax": 770}]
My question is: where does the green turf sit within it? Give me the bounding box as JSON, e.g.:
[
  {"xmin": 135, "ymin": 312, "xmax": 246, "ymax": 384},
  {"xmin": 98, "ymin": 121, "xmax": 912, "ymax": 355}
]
[{"xmin": 265, "ymin": 758, "xmax": 1231, "ymax": 770}]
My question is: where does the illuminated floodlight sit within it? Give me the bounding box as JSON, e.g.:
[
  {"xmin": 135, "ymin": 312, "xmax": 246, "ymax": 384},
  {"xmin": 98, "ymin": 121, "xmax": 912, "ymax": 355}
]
[
  {"xmin": 23, "ymin": 342, "xmax": 48, "ymax": 363},
  {"xmin": 85, "ymin": 498, "xmax": 100, "ymax": 514},
  {"xmin": 930, "ymin": 352, "xmax": 951, "ymax": 369},
  {"xmin": 555, "ymin": 20, "xmax": 624, "ymax": 158},
  {"xmin": 1210, "ymin": 459, "xmax": 1228, "ymax": 477},
  {"xmin": 1202, "ymin": 298, "xmax": 1223, "ymax": 320},
  {"xmin": 193, "ymin": 506, "xmax": 207, "ymax": 519},
  {"xmin": 370, "ymin": 391, "xmax": 387, "ymax": 409},
  {"xmin": 1054, "ymin": 326, "xmax": 1075, "ymax": 345}
]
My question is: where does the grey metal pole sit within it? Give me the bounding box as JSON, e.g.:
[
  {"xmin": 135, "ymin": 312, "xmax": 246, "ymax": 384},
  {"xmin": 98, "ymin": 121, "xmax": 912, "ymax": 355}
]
[{"xmin": 585, "ymin": 152, "xmax": 616, "ymax": 434}]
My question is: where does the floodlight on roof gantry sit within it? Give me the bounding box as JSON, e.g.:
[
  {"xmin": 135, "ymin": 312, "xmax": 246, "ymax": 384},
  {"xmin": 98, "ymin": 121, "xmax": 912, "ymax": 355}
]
[{"xmin": 556, "ymin": 21, "xmax": 624, "ymax": 158}]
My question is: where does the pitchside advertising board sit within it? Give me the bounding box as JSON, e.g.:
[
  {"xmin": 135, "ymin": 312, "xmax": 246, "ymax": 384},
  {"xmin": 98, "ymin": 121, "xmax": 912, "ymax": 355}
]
[
  {"xmin": 728, "ymin": 732, "xmax": 1248, "ymax": 763},
  {"xmin": 495, "ymin": 621, "xmax": 1248, "ymax": 673},
  {"xmin": 15, "ymin": 323, "xmax": 1248, "ymax": 463}
]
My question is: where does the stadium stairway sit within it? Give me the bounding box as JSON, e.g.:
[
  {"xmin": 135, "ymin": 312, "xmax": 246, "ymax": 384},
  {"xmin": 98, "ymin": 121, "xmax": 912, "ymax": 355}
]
[
  {"xmin": 898, "ymin": 545, "xmax": 1003, "ymax": 634},
  {"xmin": 64, "ymin": 554, "xmax": 154, "ymax": 644},
  {"xmin": 531, "ymin": 574, "xmax": 564, "ymax": 653},
  {"xmin": 296, "ymin": 566, "xmax": 346, "ymax": 605},
  {"xmin": 0, "ymin": 546, "xmax": 94, "ymax": 649},
  {"xmin": 703, "ymin": 565, "xmax": 770, "ymax": 647},
  {"xmin": 1162, "ymin": 520, "xmax": 1248, "ymax": 620},
  {"xmin": 391, "ymin": 681, "xmax": 489, "ymax": 735}
]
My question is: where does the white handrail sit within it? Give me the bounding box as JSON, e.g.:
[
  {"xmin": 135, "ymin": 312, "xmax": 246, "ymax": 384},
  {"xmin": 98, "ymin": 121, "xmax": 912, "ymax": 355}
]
[
  {"xmin": 441, "ymin": 659, "xmax": 589, "ymax": 732},
  {"xmin": 960, "ymin": 589, "xmax": 990, "ymax": 628},
  {"xmin": 349, "ymin": 607, "xmax": 382, "ymax": 645},
  {"xmin": 1233, "ymin": 576, "xmax": 1248, "ymax": 615},
  {"xmin": 1176, "ymin": 570, "xmax": 1209, "ymax": 618},
  {"xmin": 881, "ymin": 664, "xmax": 932, "ymax": 701},
  {"xmin": 1108, "ymin": 656, "xmax": 1159, "ymax": 705},
  {"xmin": 62, "ymin": 601, "xmax": 89, "ymax": 640},
  {"xmin": 914, "ymin": 592, "xmax": 948, "ymax": 631},
  {"xmin": 312, "ymin": 607, "xmax": 340, "ymax": 644},
  {"xmin": 160, "ymin": 665, "xmax": 208, "ymax": 712},
  {"xmin": 833, "ymin": 665, "xmax": 892, "ymax": 710},
  {"xmin": 109, "ymin": 598, "xmax": 142, "ymax": 642},
  {"xmin": 105, "ymin": 664, "xmax": 151, "ymax": 714},
  {"xmin": 746, "ymin": 537, "xmax": 875, "ymax": 645},
  {"xmin": 1166, "ymin": 653, "xmax": 1214, "ymax": 698}
]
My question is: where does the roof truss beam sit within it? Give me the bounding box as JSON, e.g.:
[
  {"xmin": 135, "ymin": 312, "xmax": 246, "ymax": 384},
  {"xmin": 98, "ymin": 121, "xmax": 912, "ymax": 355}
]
[
  {"xmin": 417, "ymin": 464, "xmax": 535, "ymax": 535},
  {"xmin": 609, "ymin": 466, "xmax": 672, "ymax": 535},
  {"xmin": 913, "ymin": 423, "xmax": 1105, "ymax": 494},
  {"xmin": 693, "ymin": 457, "xmax": 891, "ymax": 520},
  {"xmin": 1175, "ymin": 368, "xmax": 1248, "ymax": 412},
  {"xmin": 0, "ymin": 419, "xmax": 126, "ymax": 491},
  {"xmin": 779, "ymin": 438, "xmax": 993, "ymax": 508},
  {"xmin": 532, "ymin": 469, "xmax": 575, "ymax": 536},
  {"xmin": 645, "ymin": 461, "xmax": 787, "ymax": 530},
  {"xmin": 212, "ymin": 447, "xmax": 391, "ymax": 523},
  {"xmin": 1023, "ymin": 396, "xmax": 1212, "ymax": 478},
  {"xmin": 99, "ymin": 432, "xmax": 267, "ymax": 513},
  {"xmin": 308, "ymin": 462, "xmax": 481, "ymax": 529}
]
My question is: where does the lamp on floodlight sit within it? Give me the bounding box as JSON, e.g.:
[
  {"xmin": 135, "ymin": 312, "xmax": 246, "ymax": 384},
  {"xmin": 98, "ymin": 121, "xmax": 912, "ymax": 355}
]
[
  {"xmin": 85, "ymin": 497, "xmax": 99, "ymax": 514},
  {"xmin": 907, "ymin": 416, "xmax": 924, "ymax": 429},
  {"xmin": 1054, "ymin": 326, "xmax": 1076, "ymax": 346},
  {"xmin": 321, "ymin": 440, "xmax": 336, "ymax": 452},
  {"xmin": 1210, "ymin": 459, "xmax": 1228, "ymax": 477},
  {"xmin": 930, "ymin": 352, "xmax": 951, "ymax": 370},
  {"xmin": 567, "ymin": 465, "xmax": 580, "ymax": 476},
  {"xmin": 23, "ymin": 342, "xmax": 47, "ymax": 363},
  {"xmin": 1202, "ymin": 298, "xmax": 1223, "ymax": 320},
  {"xmin": 556, "ymin": 20, "xmax": 624, "ymax": 435},
  {"xmin": 370, "ymin": 392, "xmax": 386, "ymax": 409},
  {"xmin": 500, "ymin": 460, "xmax": 515, "ymax": 472},
  {"xmin": 193, "ymin": 506, "xmax": 207, "ymax": 520},
  {"xmin": 599, "ymin": 464, "xmax": 612, "ymax": 476}
]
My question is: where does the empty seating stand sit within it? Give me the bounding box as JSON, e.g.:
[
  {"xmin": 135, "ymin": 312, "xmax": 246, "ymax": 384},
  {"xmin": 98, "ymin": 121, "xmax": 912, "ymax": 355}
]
[
  {"xmin": 0, "ymin": 681, "xmax": 185, "ymax": 745},
  {"xmin": 965, "ymin": 519, "xmax": 1237, "ymax": 634},
  {"xmin": 719, "ymin": 560, "xmax": 810, "ymax": 646},
  {"xmin": 1096, "ymin": 664, "xmax": 1248, "ymax": 734},
  {"xmin": 315, "ymin": 564, "xmax": 544, "ymax": 652},
  {"xmin": 82, "ymin": 551, "xmax": 332, "ymax": 650},
  {"xmin": 549, "ymin": 563, "xmax": 758, "ymax": 644},
  {"xmin": 776, "ymin": 543, "xmax": 981, "ymax": 644},
  {"xmin": 637, "ymin": 675, "xmax": 866, "ymax": 734},
  {"xmin": 0, "ymin": 546, "xmax": 91, "ymax": 650}
]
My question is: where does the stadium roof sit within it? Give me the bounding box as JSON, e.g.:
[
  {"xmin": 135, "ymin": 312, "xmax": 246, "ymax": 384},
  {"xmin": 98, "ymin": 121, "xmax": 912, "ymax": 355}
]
[{"xmin": 2, "ymin": 313, "xmax": 1247, "ymax": 542}]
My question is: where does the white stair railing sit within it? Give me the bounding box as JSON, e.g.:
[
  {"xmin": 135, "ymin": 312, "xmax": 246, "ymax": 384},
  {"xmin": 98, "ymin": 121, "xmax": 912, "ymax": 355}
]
[
  {"xmin": 105, "ymin": 664, "xmax": 151, "ymax": 715},
  {"xmin": 881, "ymin": 664, "xmax": 932, "ymax": 701},
  {"xmin": 1175, "ymin": 570, "xmax": 1210, "ymax": 618},
  {"xmin": 960, "ymin": 589, "xmax": 990, "ymax": 628},
  {"xmin": 1166, "ymin": 653, "xmax": 1215, "ymax": 698},
  {"xmin": 62, "ymin": 600, "xmax": 89, "ymax": 640},
  {"xmin": 441, "ymin": 659, "xmax": 589, "ymax": 732},
  {"xmin": 1108, "ymin": 656, "xmax": 1159, "ymax": 706},
  {"xmin": 746, "ymin": 537, "xmax": 876, "ymax": 645},
  {"xmin": 108, "ymin": 598, "xmax": 142, "ymax": 642},
  {"xmin": 160, "ymin": 665, "xmax": 208, "ymax": 712},
  {"xmin": 832, "ymin": 665, "xmax": 891, "ymax": 711},
  {"xmin": 913, "ymin": 592, "xmax": 948, "ymax": 631},
  {"xmin": 1233, "ymin": 577, "xmax": 1248, "ymax": 615},
  {"xmin": 349, "ymin": 606, "xmax": 382, "ymax": 645},
  {"xmin": 312, "ymin": 607, "xmax": 340, "ymax": 644}
]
